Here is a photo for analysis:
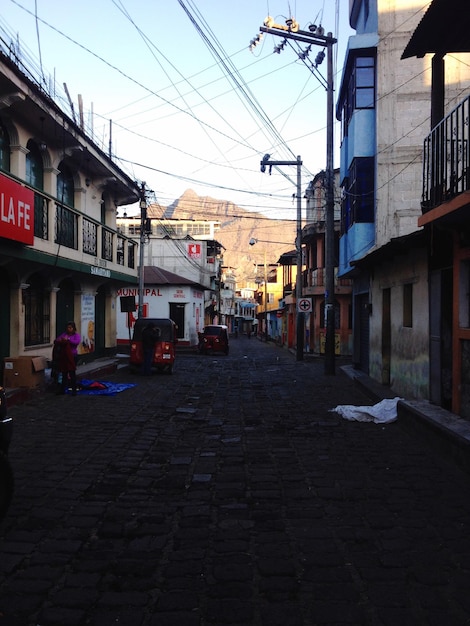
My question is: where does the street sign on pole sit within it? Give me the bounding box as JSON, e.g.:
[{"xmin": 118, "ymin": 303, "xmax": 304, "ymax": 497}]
[{"xmin": 298, "ymin": 298, "xmax": 312, "ymax": 313}]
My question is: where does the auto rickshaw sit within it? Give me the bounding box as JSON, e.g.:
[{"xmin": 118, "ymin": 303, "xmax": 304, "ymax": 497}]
[
  {"xmin": 198, "ymin": 324, "xmax": 229, "ymax": 355},
  {"xmin": 129, "ymin": 318, "xmax": 177, "ymax": 374}
]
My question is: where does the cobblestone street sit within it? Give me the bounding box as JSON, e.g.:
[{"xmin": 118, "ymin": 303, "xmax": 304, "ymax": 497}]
[{"xmin": 1, "ymin": 337, "xmax": 470, "ymax": 625}]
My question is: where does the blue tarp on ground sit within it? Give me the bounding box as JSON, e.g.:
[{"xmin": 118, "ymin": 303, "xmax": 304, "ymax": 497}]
[{"xmin": 69, "ymin": 379, "xmax": 137, "ymax": 396}]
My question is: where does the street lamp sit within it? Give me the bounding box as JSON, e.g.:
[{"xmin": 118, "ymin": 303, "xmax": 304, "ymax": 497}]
[{"xmin": 258, "ymin": 155, "xmax": 304, "ymax": 361}]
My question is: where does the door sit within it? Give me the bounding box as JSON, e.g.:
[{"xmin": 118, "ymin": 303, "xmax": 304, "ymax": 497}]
[
  {"xmin": 430, "ymin": 269, "xmax": 452, "ymax": 408},
  {"xmin": 169, "ymin": 303, "xmax": 185, "ymax": 339},
  {"xmin": 356, "ymin": 293, "xmax": 370, "ymax": 374},
  {"xmin": 382, "ymin": 288, "xmax": 391, "ymax": 385}
]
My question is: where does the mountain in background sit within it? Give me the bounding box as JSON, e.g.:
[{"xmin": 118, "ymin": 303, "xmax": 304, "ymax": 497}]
[{"xmin": 148, "ymin": 189, "xmax": 297, "ymax": 284}]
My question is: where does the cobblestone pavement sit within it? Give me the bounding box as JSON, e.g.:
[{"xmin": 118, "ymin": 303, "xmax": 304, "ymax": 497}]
[{"xmin": 1, "ymin": 337, "xmax": 470, "ymax": 626}]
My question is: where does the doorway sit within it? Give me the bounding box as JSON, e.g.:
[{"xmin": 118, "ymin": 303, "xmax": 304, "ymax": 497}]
[
  {"xmin": 382, "ymin": 288, "xmax": 391, "ymax": 385},
  {"xmin": 169, "ymin": 303, "xmax": 185, "ymax": 339}
]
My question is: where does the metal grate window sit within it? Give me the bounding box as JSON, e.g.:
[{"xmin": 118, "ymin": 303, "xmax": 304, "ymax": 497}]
[
  {"xmin": 34, "ymin": 193, "xmax": 49, "ymax": 239},
  {"xmin": 55, "ymin": 204, "xmax": 78, "ymax": 249},
  {"xmin": 102, "ymin": 228, "xmax": 113, "ymax": 262},
  {"xmin": 83, "ymin": 218, "xmax": 98, "ymax": 256}
]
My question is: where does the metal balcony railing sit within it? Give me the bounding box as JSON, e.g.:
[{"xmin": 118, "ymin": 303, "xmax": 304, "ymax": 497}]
[
  {"xmin": 31, "ymin": 187, "xmax": 136, "ymax": 269},
  {"xmin": 422, "ymin": 95, "xmax": 470, "ymax": 212},
  {"xmin": 55, "ymin": 204, "xmax": 78, "ymax": 250},
  {"xmin": 302, "ymin": 267, "xmax": 353, "ymax": 289}
]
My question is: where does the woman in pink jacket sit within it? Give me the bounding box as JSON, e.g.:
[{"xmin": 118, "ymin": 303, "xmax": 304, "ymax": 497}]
[{"xmin": 53, "ymin": 321, "xmax": 81, "ymax": 395}]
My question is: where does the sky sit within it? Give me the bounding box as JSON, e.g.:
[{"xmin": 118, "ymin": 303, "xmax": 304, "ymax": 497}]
[{"xmin": 1, "ymin": 0, "xmax": 354, "ymax": 220}]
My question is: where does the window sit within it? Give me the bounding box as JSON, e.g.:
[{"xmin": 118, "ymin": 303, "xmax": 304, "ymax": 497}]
[
  {"xmin": 23, "ymin": 273, "xmax": 50, "ymax": 346},
  {"xmin": 34, "ymin": 195, "xmax": 49, "ymax": 240},
  {"xmin": 83, "ymin": 218, "xmax": 98, "ymax": 256},
  {"xmin": 56, "ymin": 205, "xmax": 78, "ymax": 249},
  {"xmin": 57, "ymin": 163, "xmax": 75, "ymax": 207},
  {"xmin": 355, "ymin": 57, "xmax": 375, "ymax": 108},
  {"xmin": 346, "ymin": 157, "xmax": 375, "ymax": 225},
  {"xmin": 102, "ymin": 228, "xmax": 113, "ymax": 261},
  {"xmin": 26, "ymin": 141, "xmax": 47, "ymax": 241},
  {"xmin": 403, "ymin": 283, "xmax": 413, "ymax": 327},
  {"xmin": 341, "ymin": 54, "xmax": 376, "ymax": 137},
  {"xmin": 0, "ymin": 119, "xmax": 10, "ymax": 172},
  {"xmin": 26, "ymin": 141, "xmax": 44, "ymax": 190}
]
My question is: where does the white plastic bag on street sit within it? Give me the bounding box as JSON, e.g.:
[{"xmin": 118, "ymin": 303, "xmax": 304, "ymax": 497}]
[{"xmin": 330, "ymin": 397, "xmax": 402, "ymax": 424}]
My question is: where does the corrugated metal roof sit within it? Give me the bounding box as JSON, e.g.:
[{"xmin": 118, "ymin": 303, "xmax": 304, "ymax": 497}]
[
  {"xmin": 143, "ymin": 266, "xmax": 206, "ymax": 290},
  {"xmin": 402, "ymin": 0, "xmax": 470, "ymax": 59}
]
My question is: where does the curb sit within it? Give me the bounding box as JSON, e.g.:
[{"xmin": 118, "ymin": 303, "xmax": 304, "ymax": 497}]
[{"xmin": 341, "ymin": 364, "xmax": 470, "ymax": 475}]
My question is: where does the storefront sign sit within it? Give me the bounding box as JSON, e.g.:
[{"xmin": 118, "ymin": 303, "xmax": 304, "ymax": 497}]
[
  {"xmin": 117, "ymin": 287, "xmax": 163, "ymax": 297},
  {"xmin": 90, "ymin": 266, "xmax": 111, "ymax": 278},
  {"xmin": 0, "ymin": 175, "xmax": 34, "ymax": 244}
]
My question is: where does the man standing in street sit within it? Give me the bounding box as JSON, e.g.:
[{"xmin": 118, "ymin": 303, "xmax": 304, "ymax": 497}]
[{"xmin": 141, "ymin": 322, "xmax": 160, "ymax": 376}]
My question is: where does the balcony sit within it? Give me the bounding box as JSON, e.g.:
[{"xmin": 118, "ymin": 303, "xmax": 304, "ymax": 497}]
[
  {"xmin": 302, "ymin": 267, "xmax": 352, "ymax": 294},
  {"xmin": 422, "ymin": 95, "xmax": 470, "ymax": 212},
  {"xmin": 33, "ymin": 188, "xmax": 137, "ymax": 270}
]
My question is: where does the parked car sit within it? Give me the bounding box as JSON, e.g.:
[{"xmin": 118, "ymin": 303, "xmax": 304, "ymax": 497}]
[
  {"xmin": 0, "ymin": 386, "xmax": 13, "ymax": 522},
  {"xmin": 129, "ymin": 318, "xmax": 177, "ymax": 374},
  {"xmin": 198, "ymin": 325, "xmax": 229, "ymax": 355}
]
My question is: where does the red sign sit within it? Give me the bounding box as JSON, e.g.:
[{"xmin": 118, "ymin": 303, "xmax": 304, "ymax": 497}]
[
  {"xmin": 188, "ymin": 243, "xmax": 201, "ymax": 259},
  {"xmin": 0, "ymin": 175, "xmax": 34, "ymax": 244}
]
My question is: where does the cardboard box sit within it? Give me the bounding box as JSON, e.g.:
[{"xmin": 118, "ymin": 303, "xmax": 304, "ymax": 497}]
[{"xmin": 3, "ymin": 356, "xmax": 47, "ymax": 388}]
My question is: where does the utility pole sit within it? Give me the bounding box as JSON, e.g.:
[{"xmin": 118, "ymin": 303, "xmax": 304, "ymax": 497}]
[
  {"xmin": 260, "ymin": 154, "xmax": 304, "ymax": 361},
  {"xmin": 257, "ymin": 16, "xmax": 337, "ymax": 374},
  {"xmin": 263, "ymin": 250, "xmax": 268, "ymax": 342},
  {"xmin": 138, "ymin": 182, "xmax": 147, "ymax": 319},
  {"xmin": 324, "ymin": 37, "xmax": 336, "ymax": 375}
]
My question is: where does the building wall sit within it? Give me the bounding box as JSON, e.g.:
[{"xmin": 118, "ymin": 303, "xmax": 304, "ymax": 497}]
[
  {"xmin": 369, "ymin": 246, "xmax": 429, "ymax": 399},
  {"xmin": 0, "ymin": 53, "xmax": 139, "ymax": 373},
  {"xmin": 143, "ymin": 239, "xmax": 215, "ymax": 288},
  {"xmin": 116, "ymin": 285, "xmax": 204, "ymax": 347},
  {"xmin": 337, "ymin": 0, "xmax": 470, "ymax": 399},
  {"xmin": 375, "ymin": 1, "xmax": 431, "ymax": 248},
  {"xmin": 376, "ymin": 2, "xmax": 470, "ymax": 248}
]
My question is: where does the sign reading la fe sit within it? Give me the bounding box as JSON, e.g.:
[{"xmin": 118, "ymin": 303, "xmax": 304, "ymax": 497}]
[{"xmin": 0, "ymin": 174, "xmax": 34, "ymax": 245}]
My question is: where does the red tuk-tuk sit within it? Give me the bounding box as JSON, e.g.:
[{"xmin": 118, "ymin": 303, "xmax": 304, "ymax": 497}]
[
  {"xmin": 198, "ymin": 324, "xmax": 229, "ymax": 355},
  {"xmin": 129, "ymin": 318, "xmax": 177, "ymax": 374}
]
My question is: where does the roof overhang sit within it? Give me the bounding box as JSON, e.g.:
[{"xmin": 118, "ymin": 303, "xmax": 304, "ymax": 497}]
[
  {"xmin": 402, "ymin": 0, "xmax": 470, "ymax": 59},
  {"xmin": 351, "ymin": 229, "xmax": 427, "ymax": 269}
]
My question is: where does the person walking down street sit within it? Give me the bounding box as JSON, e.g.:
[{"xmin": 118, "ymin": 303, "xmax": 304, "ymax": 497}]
[
  {"xmin": 53, "ymin": 321, "xmax": 80, "ymax": 395},
  {"xmin": 141, "ymin": 322, "xmax": 160, "ymax": 376}
]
